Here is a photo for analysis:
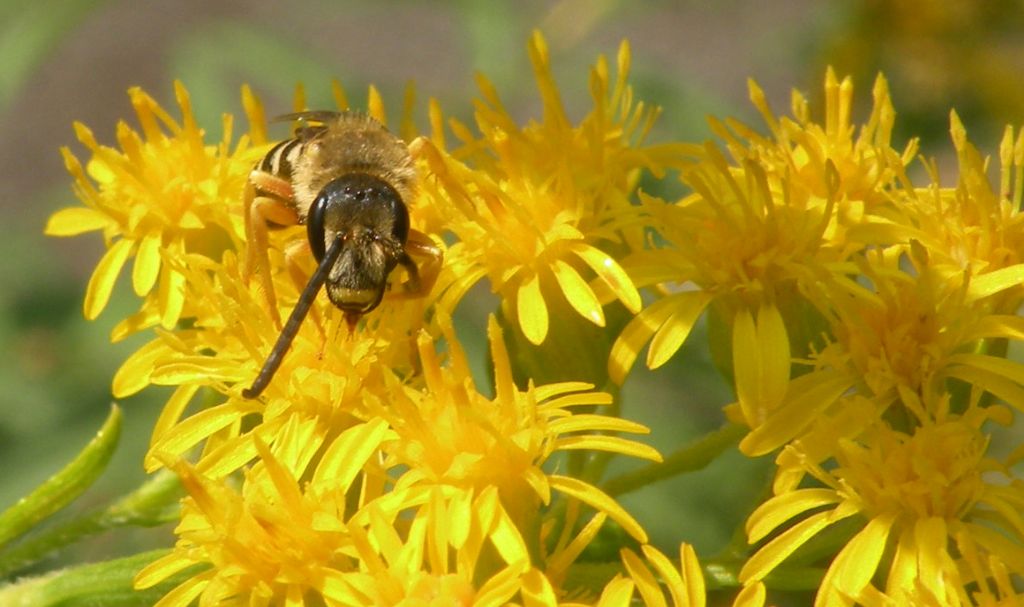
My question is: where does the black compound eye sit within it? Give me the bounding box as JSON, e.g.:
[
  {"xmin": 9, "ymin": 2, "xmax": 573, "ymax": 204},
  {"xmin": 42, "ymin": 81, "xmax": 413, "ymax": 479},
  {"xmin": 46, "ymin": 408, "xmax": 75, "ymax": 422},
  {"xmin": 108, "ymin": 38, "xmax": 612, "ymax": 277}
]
[{"xmin": 307, "ymin": 192, "xmax": 329, "ymax": 262}]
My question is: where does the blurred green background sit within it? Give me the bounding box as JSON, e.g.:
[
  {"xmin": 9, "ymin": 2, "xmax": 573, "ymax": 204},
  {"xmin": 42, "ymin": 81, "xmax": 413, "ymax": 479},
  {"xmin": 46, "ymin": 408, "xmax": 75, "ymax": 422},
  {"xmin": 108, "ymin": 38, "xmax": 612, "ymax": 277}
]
[{"xmin": 4, "ymin": 0, "xmax": 1024, "ymax": 582}]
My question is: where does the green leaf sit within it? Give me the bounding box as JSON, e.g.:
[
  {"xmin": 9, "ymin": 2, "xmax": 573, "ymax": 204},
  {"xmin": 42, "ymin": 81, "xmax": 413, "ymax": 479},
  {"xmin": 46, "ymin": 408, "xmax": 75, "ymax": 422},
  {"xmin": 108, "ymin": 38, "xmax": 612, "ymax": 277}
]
[
  {"xmin": 0, "ymin": 470, "xmax": 182, "ymax": 578},
  {"xmin": 0, "ymin": 405, "xmax": 121, "ymax": 549},
  {"xmin": 0, "ymin": 549, "xmax": 199, "ymax": 607}
]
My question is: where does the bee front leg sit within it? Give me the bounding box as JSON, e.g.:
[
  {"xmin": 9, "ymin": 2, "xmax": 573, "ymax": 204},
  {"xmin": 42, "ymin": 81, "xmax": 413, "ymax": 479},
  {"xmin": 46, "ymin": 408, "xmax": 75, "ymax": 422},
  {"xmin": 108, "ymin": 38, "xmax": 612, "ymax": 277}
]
[
  {"xmin": 394, "ymin": 229, "xmax": 443, "ymax": 299},
  {"xmin": 242, "ymin": 170, "xmax": 299, "ymax": 328}
]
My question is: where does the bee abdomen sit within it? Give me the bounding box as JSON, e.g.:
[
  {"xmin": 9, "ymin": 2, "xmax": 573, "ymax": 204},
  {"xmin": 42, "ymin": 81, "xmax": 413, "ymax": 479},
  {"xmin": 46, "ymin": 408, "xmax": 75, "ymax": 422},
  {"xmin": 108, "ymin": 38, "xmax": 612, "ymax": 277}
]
[{"xmin": 257, "ymin": 138, "xmax": 305, "ymax": 184}]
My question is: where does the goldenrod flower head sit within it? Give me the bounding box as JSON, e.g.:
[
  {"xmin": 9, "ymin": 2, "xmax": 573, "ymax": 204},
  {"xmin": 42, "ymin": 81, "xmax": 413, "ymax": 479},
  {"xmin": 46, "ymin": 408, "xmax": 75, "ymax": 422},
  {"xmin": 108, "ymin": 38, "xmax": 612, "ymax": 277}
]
[
  {"xmin": 737, "ymin": 245, "xmax": 1024, "ymax": 457},
  {"xmin": 135, "ymin": 419, "xmax": 396, "ymax": 606},
  {"xmin": 716, "ymin": 68, "xmax": 915, "ymax": 211},
  {"xmin": 381, "ymin": 315, "xmax": 661, "ymax": 545},
  {"xmin": 417, "ymin": 31, "xmax": 668, "ymax": 344},
  {"xmin": 110, "ymin": 249, "xmax": 422, "ymax": 478},
  {"xmin": 47, "ymin": 82, "xmax": 263, "ymax": 331},
  {"xmin": 339, "ymin": 486, "xmax": 533, "ymax": 606},
  {"xmin": 896, "ymin": 114, "xmax": 1024, "ymax": 315},
  {"xmin": 609, "ymin": 69, "xmax": 920, "ymax": 387},
  {"xmin": 740, "ymin": 401, "xmax": 1023, "ymax": 605}
]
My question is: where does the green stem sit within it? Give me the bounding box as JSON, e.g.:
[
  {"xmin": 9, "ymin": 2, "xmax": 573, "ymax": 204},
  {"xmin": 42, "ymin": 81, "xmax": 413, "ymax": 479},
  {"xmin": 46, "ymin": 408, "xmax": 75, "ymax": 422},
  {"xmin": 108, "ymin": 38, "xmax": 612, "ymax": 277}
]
[
  {"xmin": 0, "ymin": 470, "xmax": 182, "ymax": 578},
  {"xmin": 601, "ymin": 423, "xmax": 746, "ymax": 497},
  {"xmin": 702, "ymin": 556, "xmax": 824, "ymax": 592},
  {"xmin": 0, "ymin": 549, "xmax": 199, "ymax": 607},
  {"xmin": 0, "ymin": 406, "xmax": 121, "ymax": 549}
]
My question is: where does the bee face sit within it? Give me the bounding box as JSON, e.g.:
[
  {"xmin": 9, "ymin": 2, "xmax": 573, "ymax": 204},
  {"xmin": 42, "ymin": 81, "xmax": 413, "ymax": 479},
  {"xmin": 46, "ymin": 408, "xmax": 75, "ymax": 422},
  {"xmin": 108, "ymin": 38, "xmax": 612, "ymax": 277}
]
[{"xmin": 307, "ymin": 173, "xmax": 410, "ymax": 315}]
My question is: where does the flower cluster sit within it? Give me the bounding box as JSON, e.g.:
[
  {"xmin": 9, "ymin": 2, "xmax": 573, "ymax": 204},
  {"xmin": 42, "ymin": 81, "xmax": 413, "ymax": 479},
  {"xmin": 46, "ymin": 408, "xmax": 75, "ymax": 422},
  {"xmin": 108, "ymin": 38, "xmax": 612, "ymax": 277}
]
[
  {"xmin": 50, "ymin": 32, "xmax": 711, "ymax": 606},
  {"xmin": 49, "ymin": 30, "xmax": 1024, "ymax": 607},
  {"xmin": 610, "ymin": 68, "xmax": 1024, "ymax": 603}
]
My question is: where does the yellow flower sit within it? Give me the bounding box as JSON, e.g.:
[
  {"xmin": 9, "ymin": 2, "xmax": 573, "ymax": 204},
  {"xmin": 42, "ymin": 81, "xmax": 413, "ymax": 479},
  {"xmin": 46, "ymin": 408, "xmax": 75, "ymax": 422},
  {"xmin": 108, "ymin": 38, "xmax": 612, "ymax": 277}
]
[
  {"xmin": 379, "ymin": 315, "xmax": 661, "ymax": 558},
  {"xmin": 46, "ymin": 82, "xmax": 264, "ymax": 332},
  {"xmin": 739, "ymin": 247, "xmax": 1024, "ymax": 456},
  {"xmin": 416, "ymin": 31, "xmax": 685, "ymax": 345},
  {"xmin": 609, "ymin": 69, "xmax": 915, "ymax": 388},
  {"xmin": 135, "ymin": 419, "xmax": 396, "ymax": 606},
  {"xmin": 608, "ymin": 148, "xmax": 817, "ymax": 435},
  {"xmin": 117, "ymin": 251, "xmax": 418, "ymax": 477},
  {"xmin": 894, "ymin": 114, "xmax": 1024, "ymax": 314},
  {"xmin": 339, "ymin": 486, "xmax": 533, "ymax": 606},
  {"xmin": 717, "ymin": 68, "xmax": 915, "ymax": 211},
  {"xmin": 739, "ymin": 399, "xmax": 1024, "ymax": 605}
]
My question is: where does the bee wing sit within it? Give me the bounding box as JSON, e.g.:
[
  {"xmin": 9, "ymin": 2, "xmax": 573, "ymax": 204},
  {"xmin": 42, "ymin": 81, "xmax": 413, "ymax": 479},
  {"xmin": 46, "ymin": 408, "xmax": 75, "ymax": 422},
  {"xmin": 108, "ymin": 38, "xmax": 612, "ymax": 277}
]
[
  {"xmin": 273, "ymin": 110, "xmax": 344, "ymax": 124},
  {"xmin": 273, "ymin": 111, "xmax": 345, "ymax": 141}
]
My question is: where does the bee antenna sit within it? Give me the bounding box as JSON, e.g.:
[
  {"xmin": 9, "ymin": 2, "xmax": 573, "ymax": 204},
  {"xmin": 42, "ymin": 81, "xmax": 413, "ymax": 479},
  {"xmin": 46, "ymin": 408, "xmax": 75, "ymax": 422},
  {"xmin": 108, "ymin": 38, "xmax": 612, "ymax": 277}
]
[{"xmin": 242, "ymin": 235, "xmax": 345, "ymax": 399}]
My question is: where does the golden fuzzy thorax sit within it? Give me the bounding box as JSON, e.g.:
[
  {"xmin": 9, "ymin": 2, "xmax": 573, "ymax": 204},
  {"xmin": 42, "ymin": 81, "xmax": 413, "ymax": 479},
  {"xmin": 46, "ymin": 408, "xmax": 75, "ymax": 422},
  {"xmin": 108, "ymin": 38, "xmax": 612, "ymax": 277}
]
[{"xmin": 290, "ymin": 113, "xmax": 417, "ymax": 218}]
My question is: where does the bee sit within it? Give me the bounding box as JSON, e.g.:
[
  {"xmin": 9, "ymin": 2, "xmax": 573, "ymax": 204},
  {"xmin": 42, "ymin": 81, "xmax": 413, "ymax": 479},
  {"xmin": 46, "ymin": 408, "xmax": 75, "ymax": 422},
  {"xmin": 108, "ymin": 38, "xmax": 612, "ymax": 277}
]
[{"xmin": 241, "ymin": 111, "xmax": 442, "ymax": 399}]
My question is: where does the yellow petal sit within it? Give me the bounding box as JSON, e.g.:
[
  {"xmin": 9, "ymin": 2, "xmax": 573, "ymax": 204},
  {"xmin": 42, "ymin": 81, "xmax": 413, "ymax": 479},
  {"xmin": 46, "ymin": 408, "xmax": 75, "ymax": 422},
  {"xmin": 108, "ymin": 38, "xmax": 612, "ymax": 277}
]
[
  {"xmin": 548, "ymin": 414, "xmax": 650, "ymax": 435},
  {"xmin": 475, "ymin": 562, "xmax": 529, "ymax": 607},
  {"xmin": 549, "ymin": 474, "xmax": 647, "ymax": 543},
  {"xmin": 517, "ymin": 273, "xmax": 549, "ymax": 345},
  {"xmin": 818, "ymin": 513, "xmax": 895, "ymax": 605},
  {"xmin": 489, "ymin": 501, "xmax": 530, "ymax": 565},
  {"xmin": 148, "ymin": 403, "xmax": 249, "ymax": 467},
  {"xmin": 133, "ymin": 550, "xmax": 197, "ymax": 589},
  {"xmin": 740, "ymin": 508, "xmax": 843, "ymax": 583},
  {"xmin": 313, "ymin": 418, "xmax": 393, "ymax": 490},
  {"xmin": 733, "ymin": 582, "xmax": 765, "ymax": 607},
  {"xmin": 520, "ymin": 568, "xmax": 558, "ymax": 607},
  {"xmin": 570, "ymin": 243, "xmax": 641, "ymax": 313},
  {"xmin": 45, "ymin": 207, "xmax": 111, "ymax": 236},
  {"xmin": 552, "ymin": 435, "xmax": 662, "ymax": 462},
  {"xmin": 132, "ymin": 231, "xmax": 162, "ymax": 296},
  {"xmin": 739, "ymin": 370, "xmax": 853, "ymax": 456},
  {"xmin": 621, "ymin": 548, "xmax": 666, "ymax": 607},
  {"xmin": 367, "ymin": 84, "xmax": 387, "ymax": 125},
  {"xmin": 150, "ymin": 384, "xmax": 200, "ymax": 448},
  {"xmin": 151, "ymin": 575, "xmax": 209, "ymax": 607},
  {"xmin": 885, "ymin": 525, "xmax": 917, "ymax": 597},
  {"xmin": 523, "ymin": 466, "xmax": 551, "ymax": 505},
  {"xmin": 110, "ymin": 306, "xmax": 162, "ymax": 342},
  {"xmin": 947, "ymin": 353, "xmax": 1024, "ymax": 412},
  {"xmin": 546, "ymin": 512, "xmax": 607, "ymax": 579},
  {"xmin": 595, "ymin": 577, "xmax": 635, "ymax": 607},
  {"xmin": 647, "ymin": 290, "xmax": 711, "ymax": 369},
  {"xmin": 84, "ymin": 238, "xmax": 134, "ymax": 319},
  {"xmin": 679, "ymin": 543, "xmax": 707, "ymax": 607},
  {"xmin": 746, "ymin": 488, "xmax": 841, "ymax": 543},
  {"xmin": 608, "ymin": 295, "xmax": 679, "ymax": 385},
  {"xmin": 639, "ymin": 545, "xmax": 689, "ymax": 607},
  {"xmin": 757, "ymin": 303, "xmax": 790, "ymax": 411},
  {"xmin": 111, "ymin": 337, "xmax": 168, "ymax": 398},
  {"xmin": 552, "ymin": 259, "xmax": 604, "ymax": 326},
  {"xmin": 968, "ymin": 264, "xmax": 1024, "ymax": 302},
  {"xmin": 732, "ymin": 304, "xmax": 791, "ymax": 426},
  {"xmin": 913, "ymin": 517, "xmax": 948, "ymax": 595},
  {"xmin": 159, "ymin": 265, "xmax": 185, "ymax": 329}
]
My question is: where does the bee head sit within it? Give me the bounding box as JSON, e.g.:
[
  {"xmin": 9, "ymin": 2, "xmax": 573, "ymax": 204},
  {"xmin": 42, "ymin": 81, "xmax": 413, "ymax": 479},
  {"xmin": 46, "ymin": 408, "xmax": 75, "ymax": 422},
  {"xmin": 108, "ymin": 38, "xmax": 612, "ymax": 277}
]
[{"xmin": 306, "ymin": 173, "xmax": 410, "ymax": 314}]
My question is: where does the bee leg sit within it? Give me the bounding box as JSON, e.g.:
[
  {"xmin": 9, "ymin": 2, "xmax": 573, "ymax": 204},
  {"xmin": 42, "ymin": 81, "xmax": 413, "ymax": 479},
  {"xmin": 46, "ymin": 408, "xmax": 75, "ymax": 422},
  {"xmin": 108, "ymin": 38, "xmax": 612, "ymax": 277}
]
[
  {"xmin": 283, "ymin": 239, "xmax": 326, "ymax": 339},
  {"xmin": 242, "ymin": 170, "xmax": 299, "ymax": 327},
  {"xmin": 398, "ymin": 229, "xmax": 443, "ymax": 297}
]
